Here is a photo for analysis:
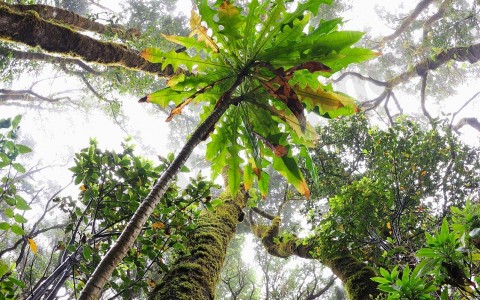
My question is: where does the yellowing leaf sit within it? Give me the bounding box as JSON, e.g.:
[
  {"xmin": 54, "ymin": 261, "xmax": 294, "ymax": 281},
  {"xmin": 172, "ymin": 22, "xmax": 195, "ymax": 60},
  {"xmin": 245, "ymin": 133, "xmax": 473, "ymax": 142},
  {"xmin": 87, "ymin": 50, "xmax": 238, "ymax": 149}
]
[
  {"xmin": 147, "ymin": 279, "xmax": 156, "ymax": 287},
  {"xmin": 152, "ymin": 222, "xmax": 165, "ymax": 230},
  {"xmin": 28, "ymin": 238, "xmax": 38, "ymax": 255},
  {"xmin": 219, "ymin": 0, "xmax": 240, "ymax": 18},
  {"xmin": 189, "ymin": 10, "xmax": 219, "ymax": 52},
  {"xmin": 268, "ymin": 106, "xmax": 318, "ymax": 147},
  {"xmin": 272, "ymin": 153, "xmax": 310, "ymax": 199},
  {"xmin": 80, "ymin": 185, "xmax": 88, "ymax": 191},
  {"xmin": 243, "ymin": 163, "xmax": 254, "ymax": 191},
  {"xmin": 386, "ymin": 222, "xmax": 391, "ymax": 230}
]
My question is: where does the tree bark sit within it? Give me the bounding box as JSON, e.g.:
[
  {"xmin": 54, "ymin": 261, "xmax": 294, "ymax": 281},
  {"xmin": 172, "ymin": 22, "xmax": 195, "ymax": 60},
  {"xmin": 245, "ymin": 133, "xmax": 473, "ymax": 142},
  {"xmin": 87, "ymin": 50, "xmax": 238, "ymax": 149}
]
[
  {"xmin": 2, "ymin": 2, "xmax": 140, "ymax": 39},
  {"xmin": 150, "ymin": 188, "xmax": 248, "ymax": 299},
  {"xmin": 250, "ymin": 215, "xmax": 379, "ymax": 299},
  {"xmin": 0, "ymin": 5, "xmax": 172, "ymax": 76}
]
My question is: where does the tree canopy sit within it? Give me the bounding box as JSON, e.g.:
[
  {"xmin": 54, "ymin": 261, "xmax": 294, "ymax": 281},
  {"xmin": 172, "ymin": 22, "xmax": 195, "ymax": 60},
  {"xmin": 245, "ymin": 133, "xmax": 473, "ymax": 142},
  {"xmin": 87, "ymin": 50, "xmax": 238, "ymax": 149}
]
[{"xmin": 1, "ymin": 0, "xmax": 480, "ymax": 299}]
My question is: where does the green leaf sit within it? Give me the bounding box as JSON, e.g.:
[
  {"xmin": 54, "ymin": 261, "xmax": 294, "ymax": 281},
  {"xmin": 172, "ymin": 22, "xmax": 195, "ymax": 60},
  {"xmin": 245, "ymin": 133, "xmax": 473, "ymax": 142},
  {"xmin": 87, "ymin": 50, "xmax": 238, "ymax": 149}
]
[
  {"xmin": 10, "ymin": 224, "xmax": 24, "ymax": 235},
  {"xmin": 8, "ymin": 276, "xmax": 26, "ymax": 288},
  {"xmin": 416, "ymin": 248, "xmax": 438, "ymax": 258},
  {"xmin": 258, "ymin": 171, "xmax": 270, "ymax": 199},
  {"xmin": 371, "ymin": 277, "xmax": 391, "ymax": 284},
  {"xmin": 301, "ymin": 147, "xmax": 320, "ymax": 194},
  {"xmin": 379, "ymin": 267, "xmax": 391, "ymax": 279},
  {"xmin": 15, "ymin": 196, "xmax": 31, "ymax": 210},
  {"xmin": 320, "ymin": 47, "xmax": 380, "ymax": 72},
  {"xmin": 11, "ymin": 115, "xmax": 22, "ymax": 129},
  {"xmin": 0, "ymin": 261, "xmax": 8, "ymax": 277},
  {"xmin": 141, "ymin": 48, "xmax": 228, "ymax": 72},
  {"xmin": 162, "ymin": 34, "xmax": 215, "ymax": 54},
  {"xmin": 16, "ymin": 144, "xmax": 32, "ymax": 154},
  {"xmin": 83, "ymin": 245, "xmax": 92, "ymax": 260},
  {"xmin": 272, "ymin": 148, "xmax": 310, "ymax": 198},
  {"xmin": 5, "ymin": 208, "xmax": 14, "ymax": 218},
  {"xmin": 12, "ymin": 163, "xmax": 26, "ymax": 173},
  {"xmin": 0, "ymin": 222, "xmax": 11, "ymax": 230},
  {"xmin": 14, "ymin": 214, "xmax": 28, "ymax": 224}
]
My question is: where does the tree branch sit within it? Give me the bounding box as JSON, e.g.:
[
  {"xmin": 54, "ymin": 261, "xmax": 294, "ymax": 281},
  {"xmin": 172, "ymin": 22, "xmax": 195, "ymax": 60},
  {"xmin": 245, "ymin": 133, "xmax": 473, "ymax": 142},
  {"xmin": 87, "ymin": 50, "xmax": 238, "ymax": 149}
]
[
  {"xmin": 423, "ymin": 0, "xmax": 451, "ymax": 39},
  {"xmin": 453, "ymin": 118, "xmax": 480, "ymax": 133},
  {"xmin": 2, "ymin": 2, "xmax": 140, "ymax": 39},
  {"xmin": 0, "ymin": 88, "xmax": 68, "ymax": 103},
  {"xmin": 0, "ymin": 46, "xmax": 101, "ymax": 75},
  {"xmin": 381, "ymin": 0, "xmax": 434, "ymax": 43},
  {"xmin": 0, "ymin": 5, "xmax": 173, "ymax": 76},
  {"xmin": 420, "ymin": 74, "xmax": 434, "ymax": 124},
  {"xmin": 388, "ymin": 43, "xmax": 480, "ymax": 87}
]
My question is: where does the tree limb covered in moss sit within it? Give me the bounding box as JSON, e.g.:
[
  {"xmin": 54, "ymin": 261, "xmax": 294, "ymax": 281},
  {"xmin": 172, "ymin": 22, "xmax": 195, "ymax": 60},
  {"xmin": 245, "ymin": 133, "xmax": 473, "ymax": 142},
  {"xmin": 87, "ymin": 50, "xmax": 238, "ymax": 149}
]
[
  {"xmin": 0, "ymin": 5, "xmax": 173, "ymax": 76},
  {"xmin": 250, "ymin": 214, "xmax": 379, "ymax": 300},
  {"xmin": 150, "ymin": 188, "xmax": 249, "ymax": 300},
  {"xmin": 381, "ymin": 0, "xmax": 434, "ymax": 43},
  {"xmin": 1, "ymin": 2, "xmax": 140, "ymax": 39}
]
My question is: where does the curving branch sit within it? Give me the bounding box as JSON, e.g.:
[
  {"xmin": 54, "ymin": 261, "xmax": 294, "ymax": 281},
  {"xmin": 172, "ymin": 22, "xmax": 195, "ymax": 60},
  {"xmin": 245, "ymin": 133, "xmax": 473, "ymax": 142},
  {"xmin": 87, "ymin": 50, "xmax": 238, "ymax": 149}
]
[
  {"xmin": 420, "ymin": 74, "xmax": 434, "ymax": 124},
  {"xmin": 453, "ymin": 118, "xmax": 480, "ymax": 133},
  {"xmin": 305, "ymin": 276, "xmax": 336, "ymax": 300},
  {"xmin": 2, "ymin": 2, "xmax": 140, "ymax": 39},
  {"xmin": 450, "ymin": 91, "xmax": 480, "ymax": 128},
  {"xmin": 381, "ymin": 0, "xmax": 434, "ymax": 43},
  {"xmin": 0, "ymin": 88, "xmax": 69, "ymax": 103},
  {"xmin": 249, "ymin": 215, "xmax": 379, "ymax": 299},
  {"xmin": 0, "ymin": 5, "xmax": 174, "ymax": 77}
]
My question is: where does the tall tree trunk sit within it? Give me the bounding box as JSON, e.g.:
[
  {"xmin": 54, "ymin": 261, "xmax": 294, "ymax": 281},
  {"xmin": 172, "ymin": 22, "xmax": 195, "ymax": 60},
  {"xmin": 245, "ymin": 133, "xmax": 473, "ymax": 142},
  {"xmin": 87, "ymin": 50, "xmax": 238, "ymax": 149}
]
[
  {"xmin": 0, "ymin": 5, "xmax": 170, "ymax": 76},
  {"xmin": 150, "ymin": 188, "xmax": 248, "ymax": 299}
]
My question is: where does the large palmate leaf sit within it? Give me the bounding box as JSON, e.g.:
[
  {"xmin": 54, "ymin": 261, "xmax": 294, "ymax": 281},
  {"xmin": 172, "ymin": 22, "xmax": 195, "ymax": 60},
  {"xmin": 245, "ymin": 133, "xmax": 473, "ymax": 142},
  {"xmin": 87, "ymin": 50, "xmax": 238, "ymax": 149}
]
[{"xmin": 140, "ymin": 0, "xmax": 378, "ymax": 198}]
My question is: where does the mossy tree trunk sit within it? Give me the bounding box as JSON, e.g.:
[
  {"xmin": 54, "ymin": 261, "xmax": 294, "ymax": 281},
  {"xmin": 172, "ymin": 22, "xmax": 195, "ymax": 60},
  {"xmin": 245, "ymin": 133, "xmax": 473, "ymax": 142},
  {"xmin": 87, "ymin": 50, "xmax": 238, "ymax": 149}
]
[
  {"xmin": 250, "ymin": 215, "xmax": 379, "ymax": 300},
  {"xmin": 1, "ymin": 2, "xmax": 140, "ymax": 39},
  {"xmin": 150, "ymin": 188, "xmax": 248, "ymax": 300},
  {"xmin": 0, "ymin": 5, "xmax": 172, "ymax": 76}
]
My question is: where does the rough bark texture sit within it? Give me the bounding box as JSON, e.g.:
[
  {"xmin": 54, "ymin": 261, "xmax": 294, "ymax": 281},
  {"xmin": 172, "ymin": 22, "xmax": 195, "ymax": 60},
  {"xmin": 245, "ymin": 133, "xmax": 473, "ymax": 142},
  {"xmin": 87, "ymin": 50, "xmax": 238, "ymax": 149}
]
[
  {"xmin": 150, "ymin": 188, "xmax": 248, "ymax": 299},
  {"xmin": 251, "ymin": 216, "xmax": 379, "ymax": 299},
  {"xmin": 0, "ymin": 5, "xmax": 172, "ymax": 76},
  {"xmin": 2, "ymin": 2, "xmax": 140, "ymax": 39}
]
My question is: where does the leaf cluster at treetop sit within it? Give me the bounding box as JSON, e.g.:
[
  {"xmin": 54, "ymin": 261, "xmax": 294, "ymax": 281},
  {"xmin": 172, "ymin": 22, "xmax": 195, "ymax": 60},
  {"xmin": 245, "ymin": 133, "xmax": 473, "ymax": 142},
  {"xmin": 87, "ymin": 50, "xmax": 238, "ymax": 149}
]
[{"xmin": 138, "ymin": 0, "xmax": 378, "ymax": 199}]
